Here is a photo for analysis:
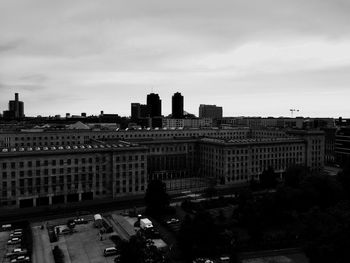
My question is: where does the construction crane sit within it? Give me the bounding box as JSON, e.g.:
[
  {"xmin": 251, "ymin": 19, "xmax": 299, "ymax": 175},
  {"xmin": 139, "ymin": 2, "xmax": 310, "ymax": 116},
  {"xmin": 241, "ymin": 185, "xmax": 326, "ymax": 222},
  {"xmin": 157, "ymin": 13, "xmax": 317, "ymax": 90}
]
[{"xmin": 290, "ymin": 109, "xmax": 299, "ymax": 118}]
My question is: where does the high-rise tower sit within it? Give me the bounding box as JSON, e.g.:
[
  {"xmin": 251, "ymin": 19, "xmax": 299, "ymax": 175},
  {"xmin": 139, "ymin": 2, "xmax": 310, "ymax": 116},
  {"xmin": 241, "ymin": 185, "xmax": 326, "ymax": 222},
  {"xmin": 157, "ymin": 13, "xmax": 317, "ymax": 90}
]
[
  {"xmin": 146, "ymin": 93, "xmax": 162, "ymax": 117},
  {"xmin": 172, "ymin": 92, "xmax": 184, "ymax": 119},
  {"xmin": 3, "ymin": 93, "xmax": 24, "ymax": 120}
]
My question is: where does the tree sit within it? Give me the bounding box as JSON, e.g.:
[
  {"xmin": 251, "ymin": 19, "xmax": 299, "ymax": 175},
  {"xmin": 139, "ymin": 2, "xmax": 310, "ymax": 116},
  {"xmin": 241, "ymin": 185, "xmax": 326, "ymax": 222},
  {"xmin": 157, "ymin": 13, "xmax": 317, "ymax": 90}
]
[
  {"xmin": 52, "ymin": 245, "xmax": 65, "ymax": 263},
  {"xmin": 205, "ymin": 178, "xmax": 217, "ymax": 199},
  {"xmin": 178, "ymin": 215, "xmax": 195, "ymax": 260},
  {"xmin": 119, "ymin": 234, "xmax": 147, "ymax": 263},
  {"xmin": 337, "ymin": 163, "xmax": 350, "ymax": 200},
  {"xmin": 284, "ymin": 165, "xmax": 309, "ymax": 188},
  {"xmin": 300, "ymin": 173, "xmax": 343, "ymax": 209},
  {"xmin": 303, "ymin": 203, "xmax": 350, "ymax": 263},
  {"xmin": 260, "ymin": 167, "xmax": 277, "ymax": 189},
  {"xmin": 178, "ymin": 212, "xmax": 220, "ymax": 259},
  {"xmin": 145, "ymin": 179, "xmax": 170, "ymax": 215}
]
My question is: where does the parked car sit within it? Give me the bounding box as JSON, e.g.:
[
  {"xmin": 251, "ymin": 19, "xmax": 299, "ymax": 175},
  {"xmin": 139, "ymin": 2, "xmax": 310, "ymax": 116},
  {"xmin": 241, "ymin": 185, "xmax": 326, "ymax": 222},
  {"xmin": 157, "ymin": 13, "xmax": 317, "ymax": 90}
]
[
  {"xmin": 61, "ymin": 228, "xmax": 73, "ymax": 235},
  {"xmin": 2, "ymin": 224, "xmax": 12, "ymax": 230},
  {"xmin": 10, "ymin": 255, "xmax": 30, "ymax": 263},
  {"xmin": 74, "ymin": 218, "xmax": 88, "ymax": 224},
  {"xmin": 7, "ymin": 238, "xmax": 21, "ymax": 245},
  {"xmin": 12, "ymin": 248, "xmax": 27, "ymax": 255},
  {"xmin": 166, "ymin": 218, "xmax": 180, "ymax": 225},
  {"xmin": 67, "ymin": 219, "xmax": 76, "ymax": 228},
  {"xmin": 6, "ymin": 248, "xmax": 28, "ymax": 258},
  {"xmin": 104, "ymin": 247, "xmax": 118, "ymax": 257},
  {"xmin": 10, "ymin": 232, "xmax": 23, "ymax": 238}
]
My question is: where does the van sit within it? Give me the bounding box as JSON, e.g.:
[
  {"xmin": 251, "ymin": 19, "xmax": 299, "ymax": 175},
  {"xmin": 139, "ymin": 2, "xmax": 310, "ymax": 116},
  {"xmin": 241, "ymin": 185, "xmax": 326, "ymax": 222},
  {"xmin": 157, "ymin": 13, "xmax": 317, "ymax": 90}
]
[{"xmin": 103, "ymin": 247, "xmax": 118, "ymax": 257}]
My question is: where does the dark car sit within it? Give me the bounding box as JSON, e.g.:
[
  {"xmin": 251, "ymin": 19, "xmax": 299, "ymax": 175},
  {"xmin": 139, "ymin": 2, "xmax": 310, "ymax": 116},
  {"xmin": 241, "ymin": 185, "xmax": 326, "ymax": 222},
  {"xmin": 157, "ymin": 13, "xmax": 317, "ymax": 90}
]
[{"xmin": 74, "ymin": 218, "xmax": 88, "ymax": 224}]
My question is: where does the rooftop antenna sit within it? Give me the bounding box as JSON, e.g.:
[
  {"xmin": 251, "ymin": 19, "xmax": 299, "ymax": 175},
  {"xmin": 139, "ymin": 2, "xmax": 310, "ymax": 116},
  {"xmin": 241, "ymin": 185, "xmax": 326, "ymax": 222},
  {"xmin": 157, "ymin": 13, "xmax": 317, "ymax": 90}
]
[{"xmin": 290, "ymin": 109, "xmax": 299, "ymax": 118}]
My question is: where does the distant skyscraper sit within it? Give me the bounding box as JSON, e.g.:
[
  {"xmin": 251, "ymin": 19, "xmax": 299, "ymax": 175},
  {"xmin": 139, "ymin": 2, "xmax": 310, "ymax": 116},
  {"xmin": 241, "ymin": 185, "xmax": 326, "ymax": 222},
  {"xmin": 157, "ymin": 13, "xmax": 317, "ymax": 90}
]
[
  {"xmin": 3, "ymin": 93, "xmax": 24, "ymax": 120},
  {"xmin": 172, "ymin": 92, "xmax": 184, "ymax": 119},
  {"xmin": 147, "ymin": 93, "xmax": 162, "ymax": 117},
  {"xmin": 131, "ymin": 103, "xmax": 150, "ymax": 121},
  {"xmin": 131, "ymin": 103, "xmax": 141, "ymax": 121},
  {"xmin": 199, "ymin": 104, "xmax": 223, "ymax": 119},
  {"xmin": 140, "ymin": 104, "xmax": 149, "ymax": 118}
]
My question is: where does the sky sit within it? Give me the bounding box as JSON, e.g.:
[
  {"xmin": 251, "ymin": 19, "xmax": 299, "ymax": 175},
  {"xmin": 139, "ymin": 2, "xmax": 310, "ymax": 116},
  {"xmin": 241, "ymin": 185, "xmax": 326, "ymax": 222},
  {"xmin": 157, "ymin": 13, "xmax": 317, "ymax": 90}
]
[{"xmin": 0, "ymin": 0, "xmax": 350, "ymax": 118}]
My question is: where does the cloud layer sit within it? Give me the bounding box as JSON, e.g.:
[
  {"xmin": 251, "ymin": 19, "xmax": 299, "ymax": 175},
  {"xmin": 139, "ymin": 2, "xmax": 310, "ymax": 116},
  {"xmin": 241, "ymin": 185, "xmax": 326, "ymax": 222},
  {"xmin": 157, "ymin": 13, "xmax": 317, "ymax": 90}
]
[{"xmin": 1, "ymin": 0, "xmax": 350, "ymax": 117}]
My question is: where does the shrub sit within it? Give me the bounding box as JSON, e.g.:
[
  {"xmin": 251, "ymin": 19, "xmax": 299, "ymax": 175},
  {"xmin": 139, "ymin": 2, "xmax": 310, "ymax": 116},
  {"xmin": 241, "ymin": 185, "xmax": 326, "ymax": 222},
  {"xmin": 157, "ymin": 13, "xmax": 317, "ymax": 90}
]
[{"xmin": 53, "ymin": 245, "xmax": 65, "ymax": 263}]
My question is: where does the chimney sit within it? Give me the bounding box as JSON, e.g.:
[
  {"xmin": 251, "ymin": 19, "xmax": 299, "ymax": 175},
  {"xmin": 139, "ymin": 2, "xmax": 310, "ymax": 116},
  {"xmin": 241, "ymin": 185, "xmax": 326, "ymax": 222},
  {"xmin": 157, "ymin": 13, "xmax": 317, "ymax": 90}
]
[{"xmin": 15, "ymin": 93, "xmax": 19, "ymax": 101}]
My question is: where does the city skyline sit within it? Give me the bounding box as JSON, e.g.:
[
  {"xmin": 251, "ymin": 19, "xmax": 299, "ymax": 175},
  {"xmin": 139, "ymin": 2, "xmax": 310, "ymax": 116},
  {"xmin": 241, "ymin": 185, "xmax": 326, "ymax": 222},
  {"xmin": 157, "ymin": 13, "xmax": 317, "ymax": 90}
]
[{"xmin": 1, "ymin": 0, "xmax": 350, "ymax": 118}]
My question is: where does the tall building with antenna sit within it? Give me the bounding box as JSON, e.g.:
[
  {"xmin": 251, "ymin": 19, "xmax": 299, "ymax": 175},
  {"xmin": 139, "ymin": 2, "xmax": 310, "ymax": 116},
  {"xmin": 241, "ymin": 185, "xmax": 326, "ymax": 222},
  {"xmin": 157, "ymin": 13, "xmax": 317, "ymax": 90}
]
[{"xmin": 3, "ymin": 93, "xmax": 25, "ymax": 120}]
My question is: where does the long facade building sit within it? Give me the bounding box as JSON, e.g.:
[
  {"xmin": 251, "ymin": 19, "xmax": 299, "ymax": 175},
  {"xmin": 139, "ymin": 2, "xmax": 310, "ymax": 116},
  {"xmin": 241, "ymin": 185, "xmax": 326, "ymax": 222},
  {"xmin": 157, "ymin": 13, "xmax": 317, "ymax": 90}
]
[
  {"xmin": 199, "ymin": 137, "xmax": 306, "ymax": 185},
  {"xmin": 0, "ymin": 142, "xmax": 148, "ymax": 208},
  {"xmin": 335, "ymin": 127, "xmax": 350, "ymax": 164},
  {"xmin": 0, "ymin": 128, "xmax": 250, "ymax": 148},
  {"xmin": 0, "ymin": 128, "xmax": 325, "ymax": 209}
]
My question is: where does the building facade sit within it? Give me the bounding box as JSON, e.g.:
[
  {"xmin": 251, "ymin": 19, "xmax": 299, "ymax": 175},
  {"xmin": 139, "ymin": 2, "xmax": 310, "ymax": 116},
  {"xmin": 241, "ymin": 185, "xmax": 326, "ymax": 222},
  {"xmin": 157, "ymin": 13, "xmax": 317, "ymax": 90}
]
[
  {"xmin": 199, "ymin": 104, "xmax": 223, "ymax": 119},
  {"xmin": 162, "ymin": 118, "xmax": 213, "ymax": 129},
  {"xmin": 0, "ymin": 128, "xmax": 325, "ymax": 209},
  {"xmin": 0, "ymin": 128, "xmax": 251, "ymax": 148},
  {"xmin": 335, "ymin": 127, "xmax": 350, "ymax": 164},
  {"xmin": 0, "ymin": 142, "xmax": 148, "ymax": 208},
  {"xmin": 199, "ymin": 137, "xmax": 306, "ymax": 185}
]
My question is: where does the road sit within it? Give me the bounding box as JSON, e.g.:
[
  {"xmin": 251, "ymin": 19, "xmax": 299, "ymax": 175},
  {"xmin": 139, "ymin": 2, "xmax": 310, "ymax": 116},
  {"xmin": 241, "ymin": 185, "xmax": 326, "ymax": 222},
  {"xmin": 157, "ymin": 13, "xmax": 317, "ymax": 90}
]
[{"xmin": 32, "ymin": 225, "xmax": 55, "ymax": 263}]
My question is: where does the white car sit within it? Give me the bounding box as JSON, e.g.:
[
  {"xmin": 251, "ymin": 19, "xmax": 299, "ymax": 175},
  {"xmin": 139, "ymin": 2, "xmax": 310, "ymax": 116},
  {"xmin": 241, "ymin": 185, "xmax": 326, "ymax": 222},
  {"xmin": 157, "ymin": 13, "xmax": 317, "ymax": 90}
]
[
  {"xmin": 13, "ymin": 248, "xmax": 27, "ymax": 254},
  {"xmin": 10, "ymin": 232, "xmax": 22, "ymax": 238},
  {"xmin": 10, "ymin": 255, "xmax": 30, "ymax": 263},
  {"xmin": 7, "ymin": 237, "xmax": 21, "ymax": 244}
]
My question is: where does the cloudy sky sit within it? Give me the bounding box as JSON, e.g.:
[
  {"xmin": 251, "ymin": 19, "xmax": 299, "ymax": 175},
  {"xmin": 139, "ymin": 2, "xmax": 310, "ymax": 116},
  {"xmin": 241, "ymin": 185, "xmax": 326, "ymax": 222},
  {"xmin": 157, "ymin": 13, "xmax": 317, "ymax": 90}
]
[{"xmin": 1, "ymin": 0, "xmax": 350, "ymax": 118}]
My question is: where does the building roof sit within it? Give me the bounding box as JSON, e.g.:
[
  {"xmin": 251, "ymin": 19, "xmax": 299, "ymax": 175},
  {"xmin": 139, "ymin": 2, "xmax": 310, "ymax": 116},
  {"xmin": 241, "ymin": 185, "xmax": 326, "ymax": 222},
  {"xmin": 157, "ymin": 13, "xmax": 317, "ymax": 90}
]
[
  {"xmin": 200, "ymin": 137, "xmax": 304, "ymax": 146},
  {"xmin": 0, "ymin": 141, "xmax": 147, "ymax": 157}
]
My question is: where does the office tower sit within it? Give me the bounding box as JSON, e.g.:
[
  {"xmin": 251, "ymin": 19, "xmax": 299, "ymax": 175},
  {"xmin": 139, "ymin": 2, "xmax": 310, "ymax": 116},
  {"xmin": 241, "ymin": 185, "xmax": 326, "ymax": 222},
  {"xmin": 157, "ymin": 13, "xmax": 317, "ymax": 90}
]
[
  {"xmin": 131, "ymin": 103, "xmax": 150, "ymax": 121},
  {"xmin": 199, "ymin": 104, "xmax": 223, "ymax": 119},
  {"xmin": 146, "ymin": 93, "xmax": 162, "ymax": 117},
  {"xmin": 3, "ymin": 93, "xmax": 24, "ymax": 120},
  {"xmin": 172, "ymin": 92, "xmax": 184, "ymax": 119},
  {"xmin": 140, "ymin": 104, "xmax": 149, "ymax": 118},
  {"xmin": 131, "ymin": 103, "xmax": 141, "ymax": 121}
]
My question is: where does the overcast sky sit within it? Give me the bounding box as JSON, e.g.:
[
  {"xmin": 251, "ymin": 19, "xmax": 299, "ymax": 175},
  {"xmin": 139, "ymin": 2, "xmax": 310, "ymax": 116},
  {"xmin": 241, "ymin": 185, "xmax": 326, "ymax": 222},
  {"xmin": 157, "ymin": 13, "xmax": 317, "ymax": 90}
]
[{"xmin": 1, "ymin": 0, "xmax": 350, "ymax": 118}]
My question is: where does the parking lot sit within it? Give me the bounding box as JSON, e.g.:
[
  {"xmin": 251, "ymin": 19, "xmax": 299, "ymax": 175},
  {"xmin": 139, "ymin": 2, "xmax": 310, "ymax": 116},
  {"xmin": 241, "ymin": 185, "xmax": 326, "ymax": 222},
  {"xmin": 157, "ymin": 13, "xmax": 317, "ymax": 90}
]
[
  {"xmin": 32, "ymin": 220, "xmax": 118, "ymax": 263},
  {"xmin": 0, "ymin": 224, "xmax": 33, "ymax": 263}
]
